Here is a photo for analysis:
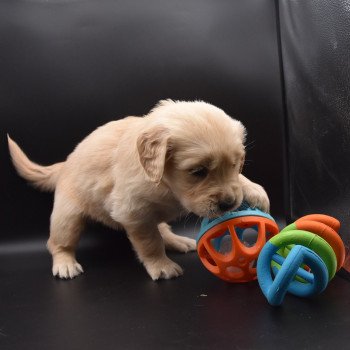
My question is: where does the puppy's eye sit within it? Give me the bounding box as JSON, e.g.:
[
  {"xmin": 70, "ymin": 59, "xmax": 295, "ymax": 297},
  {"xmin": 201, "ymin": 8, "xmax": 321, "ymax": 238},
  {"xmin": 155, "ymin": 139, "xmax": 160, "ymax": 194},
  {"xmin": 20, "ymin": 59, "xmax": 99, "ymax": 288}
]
[{"xmin": 189, "ymin": 167, "xmax": 208, "ymax": 178}]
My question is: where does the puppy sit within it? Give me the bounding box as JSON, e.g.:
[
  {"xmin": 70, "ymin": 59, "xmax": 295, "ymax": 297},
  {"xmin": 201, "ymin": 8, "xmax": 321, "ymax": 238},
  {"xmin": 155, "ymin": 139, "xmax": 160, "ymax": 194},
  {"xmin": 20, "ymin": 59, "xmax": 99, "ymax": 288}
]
[{"xmin": 8, "ymin": 100, "xmax": 269, "ymax": 280}]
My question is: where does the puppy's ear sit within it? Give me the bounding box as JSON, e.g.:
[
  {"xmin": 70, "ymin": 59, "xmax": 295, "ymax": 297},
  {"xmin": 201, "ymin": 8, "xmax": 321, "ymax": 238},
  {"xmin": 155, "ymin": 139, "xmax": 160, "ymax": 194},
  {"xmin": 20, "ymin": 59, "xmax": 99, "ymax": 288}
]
[
  {"xmin": 137, "ymin": 125, "xmax": 171, "ymax": 183},
  {"xmin": 234, "ymin": 120, "xmax": 247, "ymax": 144},
  {"xmin": 239, "ymin": 154, "xmax": 245, "ymax": 174}
]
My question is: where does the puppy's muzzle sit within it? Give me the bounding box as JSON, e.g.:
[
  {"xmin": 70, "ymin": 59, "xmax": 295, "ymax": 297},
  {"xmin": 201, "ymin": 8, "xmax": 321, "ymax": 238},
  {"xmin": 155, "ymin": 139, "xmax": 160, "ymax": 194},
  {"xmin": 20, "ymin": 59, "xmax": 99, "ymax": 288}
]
[{"xmin": 217, "ymin": 197, "xmax": 237, "ymax": 212}]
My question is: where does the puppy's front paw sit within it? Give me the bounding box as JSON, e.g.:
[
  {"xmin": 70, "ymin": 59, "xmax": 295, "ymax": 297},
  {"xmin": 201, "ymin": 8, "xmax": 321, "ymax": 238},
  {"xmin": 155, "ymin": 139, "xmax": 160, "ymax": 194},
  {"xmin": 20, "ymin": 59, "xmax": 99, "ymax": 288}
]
[
  {"xmin": 166, "ymin": 236, "xmax": 197, "ymax": 253},
  {"xmin": 175, "ymin": 236, "xmax": 197, "ymax": 253},
  {"xmin": 144, "ymin": 257, "xmax": 183, "ymax": 281},
  {"xmin": 52, "ymin": 259, "xmax": 84, "ymax": 279},
  {"xmin": 158, "ymin": 223, "xmax": 196, "ymax": 253},
  {"xmin": 243, "ymin": 182, "xmax": 270, "ymax": 213}
]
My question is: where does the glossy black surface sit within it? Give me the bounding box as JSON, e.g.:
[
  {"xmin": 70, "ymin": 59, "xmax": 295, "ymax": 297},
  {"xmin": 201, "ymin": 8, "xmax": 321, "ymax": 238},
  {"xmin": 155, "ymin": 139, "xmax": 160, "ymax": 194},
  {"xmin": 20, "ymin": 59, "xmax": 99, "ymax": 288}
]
[{"xmin": 2, "ymin": 229, "xmax": 350, "ymax": 350}]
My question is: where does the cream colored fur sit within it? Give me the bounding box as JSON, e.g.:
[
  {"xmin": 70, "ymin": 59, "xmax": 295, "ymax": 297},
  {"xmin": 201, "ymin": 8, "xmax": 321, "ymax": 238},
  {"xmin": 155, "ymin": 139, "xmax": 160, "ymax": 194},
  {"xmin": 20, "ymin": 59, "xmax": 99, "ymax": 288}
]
[{"xmin": 8, "ymin": 100, "xmax": 269, "ymax": 280}]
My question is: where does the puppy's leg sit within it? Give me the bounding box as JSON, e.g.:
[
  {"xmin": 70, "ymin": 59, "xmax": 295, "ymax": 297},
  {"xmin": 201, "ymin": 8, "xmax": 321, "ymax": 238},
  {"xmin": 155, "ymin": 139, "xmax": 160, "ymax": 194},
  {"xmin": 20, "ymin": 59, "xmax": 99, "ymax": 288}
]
[
  {"xmin": 47, "ymin": 196, "xmax": 84, "ymax": 279},
  {"xmin": 239, "ymin": 174, "xmax": 270, "ymax": 212},
  {"xmin": 158, "ymin": 223, "xmax": 196, "ymax": 253},
  {"xmin": 125, "ymin": 223, "xmax": 183, "ymax": 280}
]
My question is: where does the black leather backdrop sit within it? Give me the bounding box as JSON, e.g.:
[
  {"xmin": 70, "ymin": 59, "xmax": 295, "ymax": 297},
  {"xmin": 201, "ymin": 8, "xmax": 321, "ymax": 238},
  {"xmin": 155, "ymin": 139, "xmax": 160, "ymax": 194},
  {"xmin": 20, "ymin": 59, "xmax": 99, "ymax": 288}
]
[
  {"xmin": 1, "ymin": 0, "xmax": 285, "ymax": 243},
  {"xmin": 279, "ymin": 0, "xmax": 350, "ymax": 247}
]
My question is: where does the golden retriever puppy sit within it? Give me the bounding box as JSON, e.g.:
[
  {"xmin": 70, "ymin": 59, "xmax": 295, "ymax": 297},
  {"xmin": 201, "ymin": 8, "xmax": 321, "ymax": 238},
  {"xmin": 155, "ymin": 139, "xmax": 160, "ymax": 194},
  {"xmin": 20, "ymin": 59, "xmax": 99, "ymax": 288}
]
[{"xmin": 8, "ymin": 100, "xmax": 269, "ymax": 280}]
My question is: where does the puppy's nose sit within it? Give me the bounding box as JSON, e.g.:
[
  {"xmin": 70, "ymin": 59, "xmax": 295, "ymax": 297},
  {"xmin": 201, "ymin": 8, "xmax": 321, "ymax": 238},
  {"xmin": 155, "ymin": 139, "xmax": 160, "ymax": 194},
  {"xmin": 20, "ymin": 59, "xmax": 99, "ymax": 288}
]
[{"xmin": 218, "ymin": 198, "xmax": 236, "ymax": 212}]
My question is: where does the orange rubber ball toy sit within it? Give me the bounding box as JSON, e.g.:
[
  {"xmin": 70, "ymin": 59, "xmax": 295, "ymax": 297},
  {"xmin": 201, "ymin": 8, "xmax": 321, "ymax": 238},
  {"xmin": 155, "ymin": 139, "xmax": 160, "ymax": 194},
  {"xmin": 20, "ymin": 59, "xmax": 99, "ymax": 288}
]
[{"xmin": 196, "ymin": 202, "xmax": 279, "ymax": 282}]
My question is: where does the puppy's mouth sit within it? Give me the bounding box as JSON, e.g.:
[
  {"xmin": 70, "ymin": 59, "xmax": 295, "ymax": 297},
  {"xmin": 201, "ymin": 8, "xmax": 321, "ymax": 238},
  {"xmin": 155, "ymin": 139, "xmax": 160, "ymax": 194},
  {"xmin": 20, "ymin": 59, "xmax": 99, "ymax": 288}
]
[{"xmin": 196, "ymin": 200, "xmax": 242, "ymax": 219}]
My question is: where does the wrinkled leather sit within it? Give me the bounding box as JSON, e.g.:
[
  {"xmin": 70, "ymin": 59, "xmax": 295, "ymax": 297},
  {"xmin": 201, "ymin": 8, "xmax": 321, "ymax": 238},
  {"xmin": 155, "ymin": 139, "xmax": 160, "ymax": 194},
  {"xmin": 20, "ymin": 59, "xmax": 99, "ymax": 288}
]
[{"xmin": 280, "ymin": 0, "xmax": 350, "ymax": 245}]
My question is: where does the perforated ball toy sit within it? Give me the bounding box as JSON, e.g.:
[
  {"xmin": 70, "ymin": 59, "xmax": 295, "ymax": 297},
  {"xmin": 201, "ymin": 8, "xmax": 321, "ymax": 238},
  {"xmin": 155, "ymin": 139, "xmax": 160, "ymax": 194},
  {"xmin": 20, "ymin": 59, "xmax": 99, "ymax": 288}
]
[
  {"xmin": 257, "ymin": 214, "xmax": 345, "ymax": 306},
  {"xmin": 196, "ymin": 202, "xmax": 279, "ymax": 282}
]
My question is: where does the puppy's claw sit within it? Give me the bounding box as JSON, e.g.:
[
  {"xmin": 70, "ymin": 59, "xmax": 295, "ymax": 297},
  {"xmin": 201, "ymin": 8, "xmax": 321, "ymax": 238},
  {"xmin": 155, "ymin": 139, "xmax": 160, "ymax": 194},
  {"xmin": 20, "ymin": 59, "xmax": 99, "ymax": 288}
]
[
  {"xmin": 52, "ymin": 261, "xmax": 84, "ymax": 279},
  {"xmin": 145, "ymin": 257, "xmax": 184, "ymax": 281}
]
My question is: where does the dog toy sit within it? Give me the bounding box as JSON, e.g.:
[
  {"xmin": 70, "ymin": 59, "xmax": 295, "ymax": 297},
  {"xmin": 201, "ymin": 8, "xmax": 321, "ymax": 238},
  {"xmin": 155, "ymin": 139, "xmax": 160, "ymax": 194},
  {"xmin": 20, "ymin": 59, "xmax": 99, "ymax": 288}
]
[
  {"xmin": 257, "ymin": 214, "xmax": 345, "ymax": 306},
  {"xmin": 196, "ymin": 202, "xmax": 279, "ymax": 282}
]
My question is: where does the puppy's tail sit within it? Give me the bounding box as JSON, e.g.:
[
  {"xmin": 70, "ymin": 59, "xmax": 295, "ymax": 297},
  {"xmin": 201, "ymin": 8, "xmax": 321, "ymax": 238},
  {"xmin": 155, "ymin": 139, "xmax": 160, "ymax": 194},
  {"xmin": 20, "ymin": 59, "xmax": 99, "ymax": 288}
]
[{"xmin": 7, "ymin": 135, "xmax": 64, "ymax": 192}]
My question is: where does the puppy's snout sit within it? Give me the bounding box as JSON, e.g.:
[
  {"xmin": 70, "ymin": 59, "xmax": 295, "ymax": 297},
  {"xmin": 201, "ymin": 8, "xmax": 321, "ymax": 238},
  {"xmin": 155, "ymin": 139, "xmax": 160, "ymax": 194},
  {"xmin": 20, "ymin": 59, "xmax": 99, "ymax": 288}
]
[{"xmin": 218, "ymin": 197, "xmax": 236, "ymax": 212}]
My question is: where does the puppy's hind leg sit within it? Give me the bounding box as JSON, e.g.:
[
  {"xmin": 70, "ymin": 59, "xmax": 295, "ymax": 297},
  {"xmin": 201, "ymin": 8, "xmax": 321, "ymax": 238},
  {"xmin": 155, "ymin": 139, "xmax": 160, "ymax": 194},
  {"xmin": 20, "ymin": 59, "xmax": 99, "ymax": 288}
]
[
  {"xmin": 47, "ymin": 195, "xmax": 85, "ymax": 279},
  {"xmin": 125, "ymin": 223, "xmax": 183, "ymax": 281},
  {"xmin": 158, "ymin": 223, "xmax": 196, "ymax": 253}
]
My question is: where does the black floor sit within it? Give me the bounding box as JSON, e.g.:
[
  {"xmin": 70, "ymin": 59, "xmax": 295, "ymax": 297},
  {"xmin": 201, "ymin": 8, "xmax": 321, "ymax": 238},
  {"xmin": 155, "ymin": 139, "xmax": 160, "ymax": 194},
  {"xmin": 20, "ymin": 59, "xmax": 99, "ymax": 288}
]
[{"xmin": 1, "ymin": 224, "xmax": 350, "ymax": 350}]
